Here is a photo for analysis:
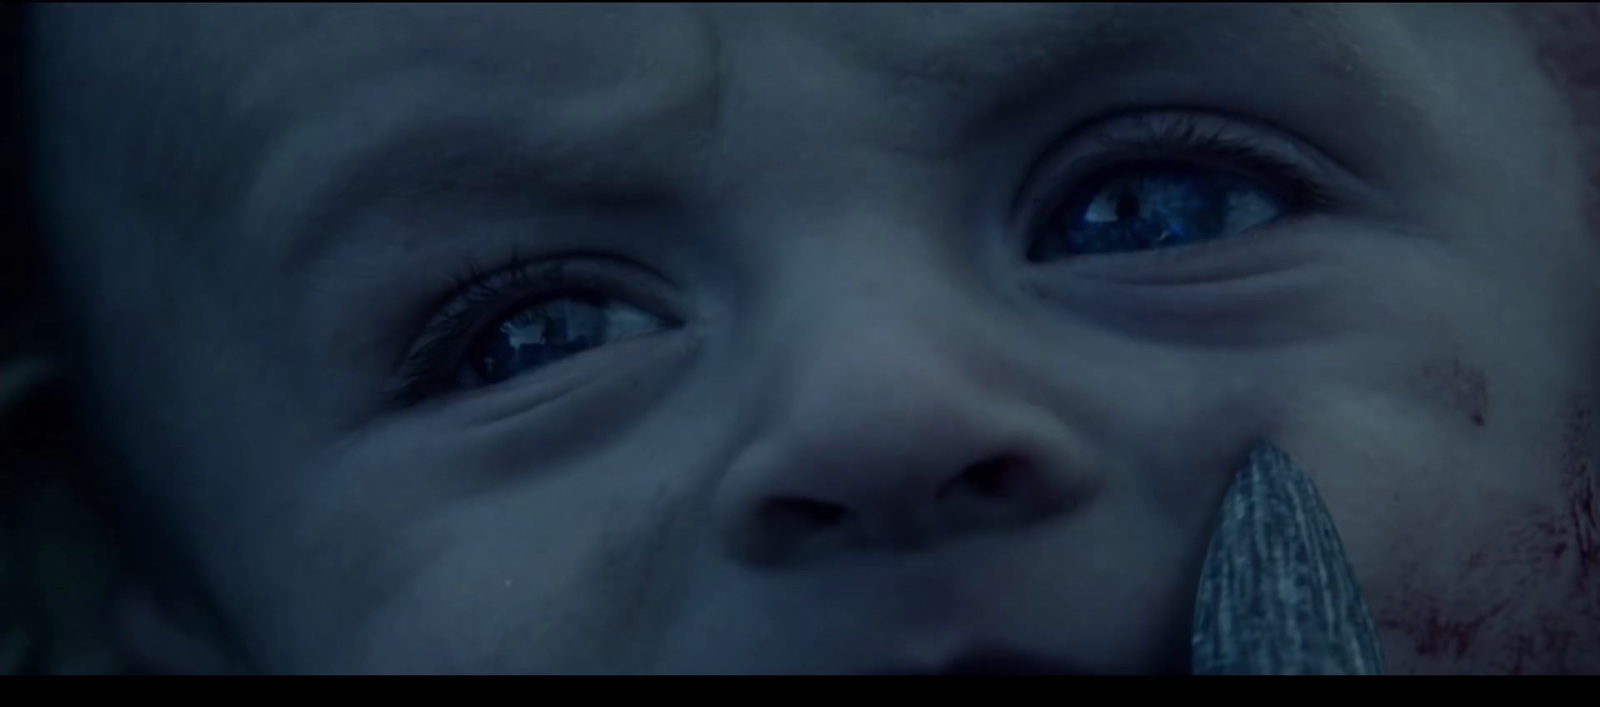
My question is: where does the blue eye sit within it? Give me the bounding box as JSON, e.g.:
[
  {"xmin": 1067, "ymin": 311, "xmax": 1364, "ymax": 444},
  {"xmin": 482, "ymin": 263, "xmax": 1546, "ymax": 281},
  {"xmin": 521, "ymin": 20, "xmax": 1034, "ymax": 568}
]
[
  {"xmin": 387, "ymin": 256, "xmax": 684, "ymax": 407},
  {"xmin": 1028, "ymin": 166, "xmax": 1287, "ymax": 261},
  {"xmin": 463, "ymin": 294, "xmax": 668, "ymax": 387}
]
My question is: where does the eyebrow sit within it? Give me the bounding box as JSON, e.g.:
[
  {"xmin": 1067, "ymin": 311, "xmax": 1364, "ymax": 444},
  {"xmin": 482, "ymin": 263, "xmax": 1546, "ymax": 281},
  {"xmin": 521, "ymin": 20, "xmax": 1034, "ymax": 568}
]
[
  {"xmin": 253, "ymin": 115, "xmax": 686, "ymax": 272},
  {"xmin": 237, "ymin": 3, "xmax": 1421, "ymax": 273}
]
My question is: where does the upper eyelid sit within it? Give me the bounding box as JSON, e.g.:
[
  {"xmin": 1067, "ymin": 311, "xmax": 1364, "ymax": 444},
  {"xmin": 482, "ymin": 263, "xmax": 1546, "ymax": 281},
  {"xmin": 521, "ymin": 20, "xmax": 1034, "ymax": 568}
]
[
  {"xmin": 1017, "ymin": 110, "xmax": 1349, "ymax": 209},
  {"xmin": 1010, "ymin": 114, "xmax": 1363, "ymax": 255},
  {"xmin": 421, "ymin": 259, "xmax": 613, "ymax": 353},
  {"xmin": 436, "ymin": 256, "xmax": 553, "ymax": 323},
  {"xmin": 433, "ymin": 253, "xmax": 677, "ymax": 324}
]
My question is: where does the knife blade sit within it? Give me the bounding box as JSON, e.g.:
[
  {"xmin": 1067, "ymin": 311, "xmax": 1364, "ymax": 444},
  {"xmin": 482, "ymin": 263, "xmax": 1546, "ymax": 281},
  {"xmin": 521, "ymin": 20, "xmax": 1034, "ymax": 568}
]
[{"xmin": 1190, "ymin": 441, "xmax": 1385, "ymax": 675}]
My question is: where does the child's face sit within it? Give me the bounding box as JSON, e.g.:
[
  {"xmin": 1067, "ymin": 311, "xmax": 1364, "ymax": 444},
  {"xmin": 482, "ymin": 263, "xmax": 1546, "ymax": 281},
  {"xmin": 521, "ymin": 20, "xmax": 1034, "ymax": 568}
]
[{"xmin": 27, "ymin": 4, "xmax": 1600, "ymax": 673}]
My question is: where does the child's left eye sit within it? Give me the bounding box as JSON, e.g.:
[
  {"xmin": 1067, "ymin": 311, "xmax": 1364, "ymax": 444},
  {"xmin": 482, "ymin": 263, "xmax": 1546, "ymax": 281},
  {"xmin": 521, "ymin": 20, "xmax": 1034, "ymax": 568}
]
[
  {"xmin": 1019, "ymin": 112, "xmax": 1337, "ymax": 264},
  {"xmin": 1027, "ymin": 166, "xmax": 1287, "ymax": 260},
  {"xmin": 459, "ymin": 295, "xmax": 669, "ymax": 388}
]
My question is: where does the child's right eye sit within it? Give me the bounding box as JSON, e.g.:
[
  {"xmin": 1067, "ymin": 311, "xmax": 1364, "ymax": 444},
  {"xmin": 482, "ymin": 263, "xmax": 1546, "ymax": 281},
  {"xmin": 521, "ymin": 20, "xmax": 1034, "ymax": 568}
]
[
  {"xmin": 385, "ymin": 256, "xmax": 680, "ymax": 407},
  {"xmin": 458, "ymin": 294, "xmax": 669, "ymax": 389}
]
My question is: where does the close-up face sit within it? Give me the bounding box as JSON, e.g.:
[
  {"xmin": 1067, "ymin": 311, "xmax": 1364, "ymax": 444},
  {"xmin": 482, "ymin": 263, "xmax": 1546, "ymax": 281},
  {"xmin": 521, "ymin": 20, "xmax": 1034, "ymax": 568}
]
[{"xmin": 19, "ymin": 3, "xmax": 1600, "ymax": 673}]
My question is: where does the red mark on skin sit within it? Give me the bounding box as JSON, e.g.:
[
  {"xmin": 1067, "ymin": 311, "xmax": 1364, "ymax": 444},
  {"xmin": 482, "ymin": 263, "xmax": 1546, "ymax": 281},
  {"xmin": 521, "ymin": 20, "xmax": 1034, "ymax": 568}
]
[
  {"xmin": 1377, "ymin": 526, "xmax": 1595, "ymax": 673},
  {"xmin": 1483, "ymin": 402, "xmax": 1600, "ymax": 673},
  {"xmin": 1375, "ymin": 402, "xmax": 1600, "ymax": 672},
  {"xmin": 1502, "ymin": 620, "xmax": 1583, "ymax": 675},
  {"xmin": 1465, "ymin": 551, "xmax": 1488, "ymax": 570},
  {"xmin": 1419, "ymin": 357, "xmax": 1490, "ymax": 428},
  {"xmin": 1377, "ymin": 585, "xmax": 1510, "ymax": 661}
]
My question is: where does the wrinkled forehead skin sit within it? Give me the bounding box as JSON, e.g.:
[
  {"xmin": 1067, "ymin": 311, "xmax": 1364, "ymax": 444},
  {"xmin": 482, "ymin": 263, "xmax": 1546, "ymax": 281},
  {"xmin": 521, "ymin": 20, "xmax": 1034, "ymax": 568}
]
[{"xmin": 22, "ymin": 4, "xmax": 1439, "ymax": 236}]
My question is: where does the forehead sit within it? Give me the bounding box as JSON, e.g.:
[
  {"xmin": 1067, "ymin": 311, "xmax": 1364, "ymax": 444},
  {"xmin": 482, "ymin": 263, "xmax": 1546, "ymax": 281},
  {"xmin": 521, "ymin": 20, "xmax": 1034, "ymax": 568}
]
[
  {"xmin": 38, "ymin": 4, "xmax": 1422, "ymax": 117},
  {"xmin": 39, "ymin": 4, "xmax": 1375, "ymax": 72},
  {"xmin": 29, "ymin": 4, "xmax": 1523, "ymax": 259}
]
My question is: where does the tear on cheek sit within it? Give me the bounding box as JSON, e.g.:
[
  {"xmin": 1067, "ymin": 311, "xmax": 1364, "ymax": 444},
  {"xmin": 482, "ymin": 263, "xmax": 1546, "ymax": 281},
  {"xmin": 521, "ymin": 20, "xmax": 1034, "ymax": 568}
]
[{"xmin": 1417, "ymin": 357, "xmax": 1491, "ymax": 429}]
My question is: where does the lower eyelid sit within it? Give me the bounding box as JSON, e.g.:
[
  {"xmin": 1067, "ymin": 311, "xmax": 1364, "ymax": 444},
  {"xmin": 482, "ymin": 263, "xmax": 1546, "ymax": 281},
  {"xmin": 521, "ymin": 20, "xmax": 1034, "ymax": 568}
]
[
  {"xmin": 606, "ymin": 304, "xmax": 673, "ymax": 337},
  {"xmin": 1033, "ymin": 212, "xmax": 1325, "ymax": 285},
  {"xmin": 449, "ymin": 328, "xmax": 695, "ymax": 426}
]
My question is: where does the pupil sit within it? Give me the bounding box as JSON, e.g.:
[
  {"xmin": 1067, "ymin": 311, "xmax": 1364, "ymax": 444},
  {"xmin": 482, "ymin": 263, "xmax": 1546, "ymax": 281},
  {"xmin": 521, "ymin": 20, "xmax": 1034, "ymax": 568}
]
[
  {"xmin": 1114, "ymin": 187, "xmax": 1140, "ymax": 220},
  {"xmin": 540, "ymin": 311, "xmax": 567, "ymax": 343},
  {"xmin": 470, "ymin": 297, "xmax": 614, "ymax": 385}
]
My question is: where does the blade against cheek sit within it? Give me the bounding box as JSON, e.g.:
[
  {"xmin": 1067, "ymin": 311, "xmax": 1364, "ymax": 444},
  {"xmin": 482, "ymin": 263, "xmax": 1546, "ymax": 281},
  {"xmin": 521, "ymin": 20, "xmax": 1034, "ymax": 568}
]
[{"xmin": 1191, "ymin": 441, "xmax": 1386, "ymax": 675}]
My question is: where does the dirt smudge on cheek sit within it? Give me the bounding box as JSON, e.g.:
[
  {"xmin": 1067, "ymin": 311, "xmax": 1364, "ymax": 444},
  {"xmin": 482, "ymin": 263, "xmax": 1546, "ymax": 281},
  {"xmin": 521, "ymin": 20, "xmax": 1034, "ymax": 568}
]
[{"xmin": 1418, "ymin": 357, "xmax": 1491, "ymax": 429}]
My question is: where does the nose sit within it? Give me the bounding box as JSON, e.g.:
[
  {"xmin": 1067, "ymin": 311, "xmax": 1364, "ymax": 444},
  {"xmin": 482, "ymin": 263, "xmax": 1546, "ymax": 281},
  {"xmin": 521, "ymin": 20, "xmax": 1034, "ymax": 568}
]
[{"xmin": 715, "ymin": 312, "xmax": 1102, "ymax": 566}]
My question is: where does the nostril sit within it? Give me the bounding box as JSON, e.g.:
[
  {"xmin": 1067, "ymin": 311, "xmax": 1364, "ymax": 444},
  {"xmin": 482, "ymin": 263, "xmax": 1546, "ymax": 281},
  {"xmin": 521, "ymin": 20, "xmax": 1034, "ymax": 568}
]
[
  {"xmin": 763, "ymin": 497, "xmax": 849, "ymax": 530},
  {"xmin": 947, "ymin": 454, "xmax": 1028, "ymax": 500}
]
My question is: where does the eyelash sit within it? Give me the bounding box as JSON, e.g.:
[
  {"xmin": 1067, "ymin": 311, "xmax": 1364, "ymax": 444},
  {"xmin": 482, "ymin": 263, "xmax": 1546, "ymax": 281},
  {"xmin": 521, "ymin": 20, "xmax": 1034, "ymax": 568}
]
[
  {"xmin": 385, "ymin": 252, "xmax": 604, "ymax": 407},
  {"xmin": 386, "ymin": 115, "xmax": 1334, "ymax": 407},
  {"xmin": 1022, "ymin": 113, "xmax": 1336, "ymax": 257}
]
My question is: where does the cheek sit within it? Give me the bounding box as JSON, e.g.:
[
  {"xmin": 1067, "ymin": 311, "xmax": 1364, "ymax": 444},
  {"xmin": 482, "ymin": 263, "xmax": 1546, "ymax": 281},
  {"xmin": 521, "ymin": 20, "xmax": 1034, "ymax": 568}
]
[
  {"xmin": 345, "ymin": 480, "xmax": 701, "ymax": 674},
  {"xmin": 1417, "ymin": 356, "xmax": 1491, "ymax": 429},
  {"xmin": 1256, "ymin": 349, "xmax": 1600, "ymax": 673},
  {"xmin": 1319, "ymin": 397, "xmax": 1600, "ymax": 674}
]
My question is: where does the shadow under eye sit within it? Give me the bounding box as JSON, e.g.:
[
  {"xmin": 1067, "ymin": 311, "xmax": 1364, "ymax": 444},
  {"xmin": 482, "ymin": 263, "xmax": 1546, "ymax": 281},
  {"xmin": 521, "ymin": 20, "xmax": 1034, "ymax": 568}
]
[{"xmin": 1030, "ymin": 167, "xmax": 1287, "ymax": 261}]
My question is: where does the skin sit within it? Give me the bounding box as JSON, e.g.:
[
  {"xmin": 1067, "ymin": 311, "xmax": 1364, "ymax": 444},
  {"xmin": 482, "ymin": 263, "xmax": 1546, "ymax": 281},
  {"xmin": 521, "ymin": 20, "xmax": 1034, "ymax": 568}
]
[{"xmin": 21, "ymin": 4, "xmax": 1600, "ymax": 673}]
